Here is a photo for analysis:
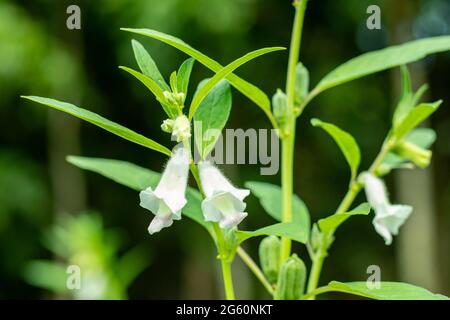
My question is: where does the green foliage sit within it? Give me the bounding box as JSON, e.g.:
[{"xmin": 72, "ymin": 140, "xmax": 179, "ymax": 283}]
[
  {"xmin": 324, "ymin": 281, "xmax": 449, "ymax": 300},
  {"xmin": 313, "ymin": 35, "xmax": 450, "ymax": 97},
  {"xmin": 294, "ymin": 62, "xmax": 309, "ymax": 106},
  {"xmin": 131, "ymin": 39, "xmax": 170, "ymax": 91},
  {"xmin": 318, "ymin": 203, "xmax": 370, "ymax": 234},
  {"xmin": 237, "ymin": 222, "xmax": 308, "ymax": 244},
  {"xmin": 245, "ymin": 181, "xmax": 310, "ymax": 237},
  {"xmin": 22, "ymin": 96, "xmax": 171, "ymax": 156},
  {"xmin": 176, "ymin": 58, "xmax": 195, "ymax": 97},
  {"xmin": 24, "ymin": 212, "xmax": 151, "ymax": 299},
  {"xmin": 121, "ymin": 28, "xmax": 282, "ymax": 128},
  {"xmin": 193, "ymin": 79, "xmax": 232, "ymax": 159},
  {"xmin": 119, "ymin": 66, "xmax": 176, "ymax": 117},
  {"xmin": 188, "ymin": 46, "xmax": 285, "ymax": 119},
  {"xmin": 392, "ymin": 101, "xmax": 442, "ymax": 140},
  {"xmin": 311, "ymin": 119, "xmax": 361, "ymax": 181}
]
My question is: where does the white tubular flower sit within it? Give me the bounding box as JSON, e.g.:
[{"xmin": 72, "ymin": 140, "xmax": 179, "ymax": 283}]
[
  {"xmin": 139, "ymin": 147, "xmax": 190, "ymax": 234},
  {"xmin": 199, "ymin": 161, "xmax": 250, "ymax": 229},
  {"xmin": 363, "ymin": 172, "xmax": 413, "ymax": 245},
  {"xmin": 172, "ymin": 115, "xmax": 191, "ymax": 142}
]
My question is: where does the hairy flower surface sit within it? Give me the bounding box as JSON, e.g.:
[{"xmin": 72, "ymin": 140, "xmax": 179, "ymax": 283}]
[
  {"xmin": 199, "ymin": 161, "xmax": 250, "ymax": 229},
  {"xmin": 140, "ymin": 147, "xmax": 190, "ymax": 234}
]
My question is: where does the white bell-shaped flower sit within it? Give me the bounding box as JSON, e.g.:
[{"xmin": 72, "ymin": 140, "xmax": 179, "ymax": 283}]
[
  {"xmin": 139, "ymin": 147, "xmax": 190, "ymax": 234},
  {"xmin": 199, "ymin": 161, "xmax": 250, "ymax": 229},
  {"xmin": 363, "ymin": 172, "xmax": 412, "ymax": 245}
]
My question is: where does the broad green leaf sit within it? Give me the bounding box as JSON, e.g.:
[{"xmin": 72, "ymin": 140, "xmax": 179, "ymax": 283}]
[
  {"xmin": 245, "ymin": 181, "xmax": 310, "ymax": 237},
  {"xmin": 188, "ymin": 46, "xmax": 285, "ymax": 119},
  {"xmin": 131, "ymin": 39, "xmax": 170, "ymax": 91},
  {"xmin": 194, "ymin": 79, "xmax": 232, "ymax": 159},
  {"xmin": 326, "ymin": 281, "xmax": 449, "ymax": 300},
  {"xmin": 119, "ymin": 66, "xmax": 175, "ymax": 117},
  {"xmin": 121, "ymin": 28, "xmax": 282, "ymax": 128},
  {"xmin": 22, "ymin": 96, "xmax": 171, "ymax": 156},
  {"xmin": 237, "ymin": 223, "xmax": 308, "ymax": 244},
  {"xmin": 380, "ymin": 128, "xmax": 436, "ymax": 174},
  {"xmin": 393, "ymin": 101, "xmax": 442, "ymax": 139},
  {"xmin": 314, "ymin": 36, "xmax": 450, "ymax": 96},
  {"xmin": 311, "ymin": 118, "xmax": 361, "ymax": 181},
  {"xmin": 177, "ymin": 58, "xmax": 195, "ymax": 96},
  {"xmin": 23, "ymin": 260, "xmax": 68, "ymax": 294},
  {"xmin": 318, "ymin": 203, "xmax": 370, "ymax": 234},
  {"xmin": 66, "ymin": 156, "xmax": 213, "ymax": 236}
]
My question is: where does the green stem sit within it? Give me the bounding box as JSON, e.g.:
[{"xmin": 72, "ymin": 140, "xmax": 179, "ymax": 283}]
[
  {"xmin": 237, "ymin": 247, "xmax": 274, "ymax": 296},
  {"xmin": 280, "ymin": 0, "xmax": 308, "ymax": 264},
  {"xmin": 221, "ymin": 259, "xmax": 235, "ymax": 300},
  {"xmin": 213, "ymin": 223, "xmax": 235, "ymax": 300},
  {"xmin": 305, "ymin": 137, "xmax": 396, "ymax": 298}
]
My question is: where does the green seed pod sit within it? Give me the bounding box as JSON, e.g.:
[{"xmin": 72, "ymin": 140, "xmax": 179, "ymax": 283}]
[
  {"xmin": 294, "ymin": 62, "xmax": 309, "ymax": 106},
  {"xmin": 276, "ymin": 254, "xmax": 307, "ymax": 300},
  {"xmin": 259, "ymin": 236, "xmax": 281, "ymax": 284}
]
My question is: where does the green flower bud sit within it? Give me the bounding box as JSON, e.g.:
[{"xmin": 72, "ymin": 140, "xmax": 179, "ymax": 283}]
[
  {"xmin": 310, "ymin": 223, "xmax": 322, "ymax": 252},
  {"xmin": 294, "ymin": 62, "xmax": 309, "ymax": 106},
  {"xmin": 161, "ymin": 119, "xmax": 174, "ymax": 133},
  {"xmin": 259, "ymin": 236, "xmax": 281, "ymax": 284},
  {"xmin": 276, "ymin": 254, "xmax": 307, "ymax": 300},
  {"xmin": 272, "ymin": 89, "xmax": 289, "ymax": 135},
  {"xmin": 394, "ymin": 140, "xmax": 432, "ymax": 168}
]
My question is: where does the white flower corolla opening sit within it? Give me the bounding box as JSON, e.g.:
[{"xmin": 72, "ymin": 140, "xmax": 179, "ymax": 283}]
[
  {"xmin": 171, "ymin": 115, "xmax": 191, "ymax": 142},
  {"xmin": 139, "ymin": 147, "xmax": 190, "ymax": 234},
  {"xmin": 362, "ymin": 172, "xmax": 413, "ymax": 245},
  {"xmin": 199, "ymin": 161, "xmax": 250, "ymax": 229}
]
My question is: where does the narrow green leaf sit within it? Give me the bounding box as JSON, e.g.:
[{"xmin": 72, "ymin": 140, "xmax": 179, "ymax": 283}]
[
  {"xmin": 119, "ymin": 66, "xmax": 175, "ymax": 117},
  {"xmin": 22, "ymin": 96, "xmax": 171, "ymax": 156},
  {"xmin": 194, "ymin": 79, "xmax": 232, "ymax": 159},
  {"xmin": 189, "ymin": 46, "xmax": 285, "ymax": 119},
  {"xmin": 318, "ymin": 203, "xmax": 370, "ymax": 234},
  {"xmin": 311, "ymin": 118, "xmax": 361, "ymax": 181},
  {"xmin": 120, "ymin": 28, "xmax": 283, "ymax": 128},
  {"xmin": 393, "ymin": 66, "xmax": 414, "ymax": 127},
  {"xmin": 326, "ymin": 281, "xmax": 449, "ymax": 300},
  {"xmin": 314, "ymin": 36, "xmax": 450, "ymax": 95},
  {"xmin": 67, "ymin": 156, "xmax": 214, "ymax": 236},
  {"xmin": 237, "ymin": 223, "xmax": 308, "ymax": 244},
  {"xmin": 131, "ymin": 39, "xmax": 170, "ymax": 91},
  {"xmin": 393, "ymin": 101, "xmax": 442, "ymax": 139},
  {"xmin": 245, "ymin": 181, "xmax": 310, "ymax": 237},
  {"xmin": 177, "ymin": 58, "xmax": 195, "ymax": 96}
]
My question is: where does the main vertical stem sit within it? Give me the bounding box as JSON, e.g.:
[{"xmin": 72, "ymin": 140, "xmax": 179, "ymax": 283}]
[{"xmin": 280, "ymin": 0, "xmax": 308, "ymax": 263}]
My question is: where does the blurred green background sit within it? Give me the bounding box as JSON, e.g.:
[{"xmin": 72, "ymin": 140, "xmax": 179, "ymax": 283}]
[{"xmin": 0, "ymin": 0, "xmax": 449, "ymax": 299}]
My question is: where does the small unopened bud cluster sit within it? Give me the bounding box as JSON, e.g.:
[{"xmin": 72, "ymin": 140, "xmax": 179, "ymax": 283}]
[{"xmin": 161, "ymin": 115, "xmax": 191, "ymax": 142}]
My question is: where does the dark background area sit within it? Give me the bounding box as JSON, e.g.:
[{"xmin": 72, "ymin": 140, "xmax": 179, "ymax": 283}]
[{"xmin": 0, "ymin": 0, "xmax": 449, "ymax": 299}]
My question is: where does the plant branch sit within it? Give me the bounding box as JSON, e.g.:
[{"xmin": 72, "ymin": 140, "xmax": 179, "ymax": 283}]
[{"xmin": 237, "ymin": 247, "xmax": 274, "ymax": 296}]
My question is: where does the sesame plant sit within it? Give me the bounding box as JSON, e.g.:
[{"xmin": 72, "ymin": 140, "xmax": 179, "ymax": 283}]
[{"xmin": 22, "ymin": 0, "xmax": 450, "ymax": 300}]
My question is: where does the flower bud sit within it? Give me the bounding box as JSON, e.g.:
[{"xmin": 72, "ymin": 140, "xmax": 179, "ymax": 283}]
[
  {"xmin": 294, "ymin": 63, "xmax": 309, "ymax": 106},
  {"xmin": 161, "ymin": 119, "xmax": 174, "ymax": 133},
  {"xmin": 259, "ymin": 236, "xmax": 281, "ymax": 284},
  {"xmin": 394, "ymin": 140, "xmax": 432, "ymax": 169},
  {"xmin": 276, "ymin": 254, "xmax": 307, "ymax": 300},
  {"xmin": 272, "ymin": 89, "xmax": 289, "ymax": 135},
  {"xmin": 175, "ymin": 92, "xmax": 185, "ymax": 107},
  {"xmin": 172, "ymin": 115, "xmax": 191, "ymax": 142}
]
